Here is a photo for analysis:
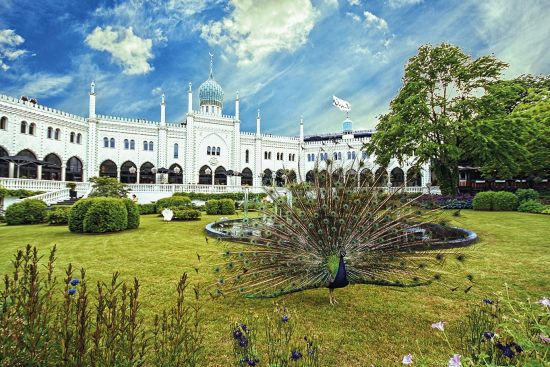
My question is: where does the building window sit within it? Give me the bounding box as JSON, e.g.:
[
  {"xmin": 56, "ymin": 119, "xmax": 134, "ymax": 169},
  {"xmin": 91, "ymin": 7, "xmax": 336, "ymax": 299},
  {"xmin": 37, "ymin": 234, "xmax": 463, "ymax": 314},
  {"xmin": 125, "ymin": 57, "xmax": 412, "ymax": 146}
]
[
  {"xmin": 207, "ymin": 146, "xmax": 211, "ymax": 155},
  {"xmin": 103, "ymin": 137, "xmax": 109, "ymax": 147},
  {"xmin": 352, "ymin": 151, "xmax": 356, "ymax": 159},
  {"xmin": 337, "ymin": 152, "xmax": 342, "ymax": 160},
  {"xmin": 362, "ymin": 151, "xmax": 368, "ymax": 160},
  {"xmin": 47, "ymin": 127, "xmax": 53, "ymax": 139},
  {"xmin": 264, "ymin": 151, "xmax": 267, "ymax": 159},
  {"xmin": 29, "ymin": 123, "xmax": 35, "ymax": 135},
  {"xmin": 245, "ymin": 149, "xmax": 249, "ymax": 163},
  {"xmin": 0, "ymin": 116, "xmax": 7, "ymax": 130},
  {"xmin": 174, "ymin": 143, "xmax": 179, "ymax": 159},
  {"xmin": 216, "ymin": 147, "xmax": 220, "ymax": 156},
  {"xmin": 55, "ymin": 128, "xmax": 61, "ymax": 140},
  {"xmin": 110, "ymin": 137, "xmax": 115, "ymax": 148},
  {"xmin": 149, "ymin": 141, "xmax": 154, "ymax": 151},
  {"xmin": 77, "ymin": 133, "xmax": 82, "ymax": 144},
  {"xmin": 124, "ymin": 139, "xmax": 129, "ymax": 149},
  {"xmin": 130, "ymin": 139, "xmax": 135, "ymax": 149},
  {"xmin": 206, "ymin": 106, "xmax": 209, "ymax": 113},
  {"xmin": 20, "ymin": 121, "xmax": 27, "ymax": 134},
  {"xmin": 143, "ymin": 141, "xmax": 148, "ymax": 150},
  {"xmin": 70, "ymin": 132, "xmax": 75, "ymax": 143}
]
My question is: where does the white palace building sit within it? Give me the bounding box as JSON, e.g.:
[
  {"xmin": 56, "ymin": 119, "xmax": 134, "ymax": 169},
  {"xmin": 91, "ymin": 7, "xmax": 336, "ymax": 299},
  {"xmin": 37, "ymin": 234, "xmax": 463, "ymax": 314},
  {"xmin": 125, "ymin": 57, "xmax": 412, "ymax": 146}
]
[{"xmin": 0, "ymin": 60, "xmax": 434, "ymax": 206}]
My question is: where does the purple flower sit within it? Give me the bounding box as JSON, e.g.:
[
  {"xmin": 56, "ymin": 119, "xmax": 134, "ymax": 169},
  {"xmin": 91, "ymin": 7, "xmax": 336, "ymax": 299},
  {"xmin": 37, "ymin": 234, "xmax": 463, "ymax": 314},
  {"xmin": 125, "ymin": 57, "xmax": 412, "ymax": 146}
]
[
  {"xmin": 483, "ymin": 331, "xmax": 495, "ymax": 340},
  {"xmin": 290, "ymin": 350, "xmax": 302, "ymax": 361},
  {"xmin": 482, "ymin": 299, "xmax": 493, "ymax": 305},
  {"xmin": 496, "ymin": 342, "xmax": 517, "ymax": 358},
  {"xmin": 240, "ymin": 323, "xmax": 249, "ymax": 332},
  {"xmin": 238, "ymin": 337, "xmax": 249, "ymax": 348},
  {"xmin": 233, "ymin": 329, "xmax": 243, "ymax": 340},
  {"xmin": 69, "ymin": 279, "xmax": 80, "ymax": 286},
  {"xmin": 68, "ymin": 288, "xmax": 77, "ymax": 295},
  {"xmin": 536, "ymin": 297, "xmax": 550, "ymax": 307},
  {"xmin": 431, "ymin": 321, "xmax": 445, "ymax": 331},
  {"xmin": 448, "ymin": 354, "xmax": 461, "ymax": 367},
  {"xmin": 241, "ymin": 356, "xmax": 259, "ymax": 366},
  {"xmin": 540, "ymin": 334, "xmax": 550, "ymax": 343},
  {"xmin": 282, "ymin": 315, "xmax": 289, "ymax": 322},
  {"xmin": 402, "ymin": 353, "xmax": 413, "ymax": 365}
]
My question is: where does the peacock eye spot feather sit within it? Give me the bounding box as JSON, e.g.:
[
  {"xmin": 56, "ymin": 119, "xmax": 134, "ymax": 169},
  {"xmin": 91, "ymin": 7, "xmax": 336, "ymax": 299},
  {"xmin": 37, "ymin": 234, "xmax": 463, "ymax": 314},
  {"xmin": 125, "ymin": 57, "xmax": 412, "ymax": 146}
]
[
  {"xmin": 466, "ymin": 274, "xmax": 474, "ymax": 282},
  {"xmin": 456, "ymin": 254, "xmax": 466, "ymax": 262}
]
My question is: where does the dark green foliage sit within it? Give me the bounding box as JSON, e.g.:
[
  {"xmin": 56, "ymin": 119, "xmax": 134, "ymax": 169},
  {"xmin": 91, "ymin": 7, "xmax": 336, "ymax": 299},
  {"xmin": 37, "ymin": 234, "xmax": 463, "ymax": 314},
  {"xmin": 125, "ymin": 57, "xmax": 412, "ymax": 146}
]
[
  {"xmin": 515, "ymin": 188, "xmax": 539, "ymax": 204},
  {"xmin": 472, "ymin": 192, "xmax": 494, "ymax": 211},
  {"xmin": 88, "ymin": 176, "xmax": 130, "ymax": 198},
  {"xmin": 0, "ymin": 185, "xmax": 44, "ymax": 199},
  {"xmin": 48, "ymin": 206, "xmax": 71, "ymax": 225},
  {"xmin": 0, "ymin": 246, "xmax": 204, "ymax": 366},
  {"xmin": 205, "ymin": 199, "xmax": 220, "ymax": 215},
  {"xmin": 122, "ymin": 198, "xmax": 140, "ymax": 229},
  {"xmin": 83, "ymin": 198, "xmax": 128, "ymax": 233},
  {"xmin": 173, "ymin": 191, "xmax": 266, "ymax": 201},
  {"xmin": 172, "ymin": 208, "xmax": 201, "ymax": 221},
  {"xmin": 492, "ymin": 191, "xmax": 518, "ymax": 211},
  {"xmin": 219, "ymin": 199, "xmax": 236, "ymax": 215},
  {"xmin": 5, "ymin": 199, "xmax": 48, "ymax": 225},
  {"xmin": 68, "ymin": 198, "xmax": 95, "ymax": 233},
  {"xmin": 517, "ymin": 199, "xmax": 545, "ymax": 213},
  {"xmin": 156, "ymin": 196, "xmax": 192, "ymax": 213},
  {"xmin": 138, "ymin": 202, "xmax": 157, "ymax": 214}
]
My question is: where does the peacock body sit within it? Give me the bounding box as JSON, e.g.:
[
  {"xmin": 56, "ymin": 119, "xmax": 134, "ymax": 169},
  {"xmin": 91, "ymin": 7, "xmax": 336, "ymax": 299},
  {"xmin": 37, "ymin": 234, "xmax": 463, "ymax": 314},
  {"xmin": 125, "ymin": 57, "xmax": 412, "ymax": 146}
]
[{"xmin": 213, "ymin": 162, "xmax": 473, "ymax": 304}]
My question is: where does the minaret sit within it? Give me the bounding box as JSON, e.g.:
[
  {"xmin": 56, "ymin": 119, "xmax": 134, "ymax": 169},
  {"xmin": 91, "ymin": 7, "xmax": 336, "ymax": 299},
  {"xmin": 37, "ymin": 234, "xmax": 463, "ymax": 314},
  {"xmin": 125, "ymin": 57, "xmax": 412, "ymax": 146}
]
[
  {"xmin": 89, "ymin": 81, "xmax": 96, "ymax": 118},
  {"xmin": 299, "ymin": 115, "xmax": 304, "ymax": 142},
  {"xmin": 160, "ymin": 93, "xmax": 166, "ymax": 126},
  {"xmin": 235, "ymin": 91, "xmax": 240, "ymax": 120},
  {"xmin": 187, "ymin": 82, "xmax": 192, "ymax": 113},
  {"xmin": 256, "ymin": 109, "xmax": 261, "ymax": 136}
]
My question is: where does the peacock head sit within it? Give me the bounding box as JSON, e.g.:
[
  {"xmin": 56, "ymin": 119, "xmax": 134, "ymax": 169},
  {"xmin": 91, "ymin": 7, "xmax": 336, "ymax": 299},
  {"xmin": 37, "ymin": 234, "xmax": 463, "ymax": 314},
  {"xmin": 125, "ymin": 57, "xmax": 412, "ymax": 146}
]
[{"xmin": 339, "ymin": 248, "xmax": 347, "ymax": 258}]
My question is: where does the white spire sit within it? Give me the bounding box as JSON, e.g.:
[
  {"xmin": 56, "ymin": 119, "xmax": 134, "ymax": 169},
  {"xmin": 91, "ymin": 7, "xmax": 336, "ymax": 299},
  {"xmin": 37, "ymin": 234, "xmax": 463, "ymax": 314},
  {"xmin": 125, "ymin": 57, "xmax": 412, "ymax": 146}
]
[
  {"xmin": 161, "ymin": 93, "xmax": 165, "ymax": 105},
  {"xmin": 235, "ymin": 91, "xmax": 240, "ymax": 120},
  {"xmin": 90, "ymin": 81, "xmax": 95, "ymax": 95},
  {"xmin": 89, "ymin": 81, "xmax": 96, "ymax": 118},
  {"xmin": 300, "ymin": 115, "xmax": 304, "ymax": 142},
  {"xmin": 188, "ymin": 82, "xmax": 192, "ymax": 92},
  {"xmin": 256, "ymin": 109, "xmax": 261, "ymax": 136},
  {"xmin": 188, "ymin": 82, "xmax": 193, "ymax": 113}
]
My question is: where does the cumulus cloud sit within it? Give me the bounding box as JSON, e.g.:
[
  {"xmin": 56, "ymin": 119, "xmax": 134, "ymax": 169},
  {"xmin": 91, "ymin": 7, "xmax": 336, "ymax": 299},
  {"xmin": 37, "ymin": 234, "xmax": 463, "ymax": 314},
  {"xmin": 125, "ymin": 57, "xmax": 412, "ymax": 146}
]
[
  {"xmin": 388, "ymin": 0, "xmax": 423, "ymax": 8},
  {"xmin": 363, "ymin": 11, "xmax": 388, "ymax": 30},
  {"xmin": 200, "ymin": 0, "xmax": 319, "ymax": 66},
  {"xmin": 85, "ymin": 26, "xmax": 154, "ymax": 75},
  {"xmin": 0, "ymin": 29, "xmax": 28, "ymax": 71}
]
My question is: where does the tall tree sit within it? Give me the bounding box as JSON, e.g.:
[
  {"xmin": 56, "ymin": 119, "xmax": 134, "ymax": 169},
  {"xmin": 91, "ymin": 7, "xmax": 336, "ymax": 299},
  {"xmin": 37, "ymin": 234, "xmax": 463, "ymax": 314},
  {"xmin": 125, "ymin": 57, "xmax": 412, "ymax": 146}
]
[{"xmin": 366, "ymin": 43, "xmax": 507, "ymax": 195}]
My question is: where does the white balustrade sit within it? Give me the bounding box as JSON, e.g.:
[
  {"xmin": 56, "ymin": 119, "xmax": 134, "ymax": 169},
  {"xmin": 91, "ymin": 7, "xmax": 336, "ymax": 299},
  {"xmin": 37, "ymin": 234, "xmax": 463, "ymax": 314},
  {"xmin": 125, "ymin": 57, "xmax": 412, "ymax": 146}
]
[
  {"xmin": 0, "ymin": 178, "xmax": 89, "ymax": 192},
  {"xmin": 24, "ymin": 188, "xmax": 70, "ymax": 205}
]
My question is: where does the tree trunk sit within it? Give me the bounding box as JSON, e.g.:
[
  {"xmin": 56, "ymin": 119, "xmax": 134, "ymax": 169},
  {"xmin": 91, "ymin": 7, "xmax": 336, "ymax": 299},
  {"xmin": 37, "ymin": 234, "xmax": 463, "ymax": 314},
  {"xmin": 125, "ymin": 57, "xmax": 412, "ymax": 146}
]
[{"xmin": 432, "ymin": 159, "xmax": 459, "ymax": 196}]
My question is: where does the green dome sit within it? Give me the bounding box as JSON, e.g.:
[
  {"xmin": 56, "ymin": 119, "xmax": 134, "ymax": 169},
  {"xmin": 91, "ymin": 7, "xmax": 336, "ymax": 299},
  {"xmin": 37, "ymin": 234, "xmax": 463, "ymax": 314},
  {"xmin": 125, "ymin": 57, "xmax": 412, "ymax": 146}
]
[{"xmin": 199, "ymin": 69, "xmax": 224, "ymax": 108}]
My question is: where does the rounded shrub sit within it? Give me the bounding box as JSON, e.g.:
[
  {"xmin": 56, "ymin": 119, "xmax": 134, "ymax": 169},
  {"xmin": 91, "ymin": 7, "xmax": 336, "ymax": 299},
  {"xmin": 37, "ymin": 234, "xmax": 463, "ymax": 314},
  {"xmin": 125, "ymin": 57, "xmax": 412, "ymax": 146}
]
[
  {"xmin": 472, "ymin": 191, "xmax": 494, "ymax": 211},
  {"xmin": 492, "ymin": 191, "xmax": 518, "ymax": 211},
  {"xmin": 69, "ymin": 198, "xmax": 95, "ymax": 233},
  {"xmin": 83, "ymin": 198, "xmax": 128, "ymax": 233},
  {"xmin": 517, "ymin": 199, "xmax": 545, "ymax": 214},
  {"xmin": 48, "ymin": 206, "xmax": 72, "ymax": 225},
  {"xmin": 515, "ymin": 188, "xmax": 539, "ymax": 204},
  {"xmin": 138, "ymin": 203, "xmax": 157, "ymax": 215},
  {"xmin": 122, "ymin": 198, "xmax": 140, "ymax": 229},
  {"xmin": 205, "ymin": 199, "xmax": 220, "ymax": 215},
  {"xmin": 172, "ymin": 208, "xmax": 201, "ymax": 220},
  {"xmin": 156, "ymin": 196, "xmax": 192, "ymax": 213},
  {"xmin": 5, "ymin": 199, "xmax": 48, "ymax": 225},
  {"xmin": 219, "ymin": 198, "xmax": 236, "ymax": 215}
]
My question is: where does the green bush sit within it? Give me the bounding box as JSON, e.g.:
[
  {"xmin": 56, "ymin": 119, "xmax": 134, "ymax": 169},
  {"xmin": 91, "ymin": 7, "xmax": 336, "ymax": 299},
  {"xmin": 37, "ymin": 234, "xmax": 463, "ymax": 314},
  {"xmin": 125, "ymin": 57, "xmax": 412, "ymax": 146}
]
[
  {"xmin": 5, "ymin": 199, "xmax": 48, "ymax": 225},
  {"xmin": 219, "ymin": 198, "xmax": 236, "ymax": 215},
  {"xmin": 472, "ymin": 191, "xmax": 494, "ymax": 211},
  {"xmin": 83, "ymin": 198, "xmax": 128, "ymax": 233},
  {"xmin": 138, "ymin": 203, "xmax": 157, "ymax": 215},
  {"xmin": 205, "ymin": 199, "xmax": 220, "ymax": 215},
  {"xmin": 541, "ymin": 207, "xmax": 550, "ymax": 215},
  {"xmin": 88, "ymin": 176, "xmax": 130, "ymax": 198},
  {"xmin": 492, "ymin": 191, "xmax": 518, "ymax": 211},
  {"xmin": 173, "ymin": 191, "xmax": 267, "ymax": 202},
  {"xmin": 517, "ymin": 199, "xmax": 545, "ymax": 213},
  {"xmin": 156, "ymin": 196, "xmax": 192, "ymax": 213},
  {"xmin": 69, "ymin": 198, "xmax": 95, "ymax": 233},
  {"xmin": 48, "ymin": 206, "xmax": 71, "ymax": 225},
  {"xmin": 172, "ymin": 208, "xmax": 201, "ymax": 220},
  {"xmin": 515, "ymin": 188, "xmax": 539, "ymax": 203},
  {"xmin": 122, "ymin": 198, "xmax": 140, "ymax": 229}
]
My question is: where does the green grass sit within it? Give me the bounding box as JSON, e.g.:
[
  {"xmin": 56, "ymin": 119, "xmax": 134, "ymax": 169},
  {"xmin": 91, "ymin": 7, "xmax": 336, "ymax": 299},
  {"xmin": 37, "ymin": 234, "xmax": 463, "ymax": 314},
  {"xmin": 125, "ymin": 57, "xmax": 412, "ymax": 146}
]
[{"xmin": 0, "ymin": 210, "xmax": 549, "ymax": 366}]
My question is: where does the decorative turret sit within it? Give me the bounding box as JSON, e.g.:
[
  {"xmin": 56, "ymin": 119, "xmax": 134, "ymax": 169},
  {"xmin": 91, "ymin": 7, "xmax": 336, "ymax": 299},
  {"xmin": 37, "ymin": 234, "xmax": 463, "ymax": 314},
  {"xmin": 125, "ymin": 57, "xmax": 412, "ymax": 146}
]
[
  {"xmin": 256, "ymin": 109, "xmax": 261, "ymax": 136},
  {"xmin": 198, "ymin": 53, "xmax": 224, "ymax": 116},
  {"xmin": 343, "ymin": 116, "xmax": 353, "ymax": 134},
  {"xmin": 235, "ymin": 91, "xmax": 240, "ymax": 120},
  {"xmin": 300, "ymin": 115, "xmax": 304, "ymax": 142},
  {"xmin": 160, "ymin": 93, "xmax": 166, "ymax": 126},
  {"xmin": 89, "ymin": 81, "xmax": 96, "ymax": 118}
]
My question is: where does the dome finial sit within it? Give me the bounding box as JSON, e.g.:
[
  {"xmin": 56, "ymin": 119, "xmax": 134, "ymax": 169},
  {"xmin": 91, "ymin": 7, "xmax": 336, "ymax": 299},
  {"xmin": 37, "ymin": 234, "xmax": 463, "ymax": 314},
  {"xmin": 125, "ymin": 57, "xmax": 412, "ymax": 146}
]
[{"xmin": 209, "ymin": 52, "xmax": 214, "ymax": 79}]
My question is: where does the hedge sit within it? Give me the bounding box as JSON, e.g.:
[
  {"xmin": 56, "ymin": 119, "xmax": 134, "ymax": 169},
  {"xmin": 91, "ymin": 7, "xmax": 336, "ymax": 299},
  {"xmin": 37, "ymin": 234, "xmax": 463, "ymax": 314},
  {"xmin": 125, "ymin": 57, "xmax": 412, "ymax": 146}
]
[
  {"xmin": 219, "ymin": 199, "xmax": 236, "ymax": 215},
  {"xmin": 517, "ymin": 199, "xmax": 545, "ymax": 214},
  {"xmin": 5, "ymin": 199, "xmax": 48, "ymax": 225},
  {"xmin": 122, "ymin": 198, "xmax": 140, "ymax": 229},
  {"xmin": 515, "ymin": 189, "xmax": 539, "ymax": 204},
  {"xmin": 172, "ymin": 208, "xmax": 201, "ymax": 220},
  {"xmin": 0, "ymin": 186, "xmax": 45, "ymax": 199},
  {"xmin": 173, "ymin": 191, "xmax": 267, "ymax": 201},
  {"xmin": 69, "ymin": 198, "xmax": 95, "ymax": 233},
  {"xmin": 472, "ymin": 192, "xmax": 494, "ymax": 211},
  {"xmin": 48, "ymin": 206, "xmax": 71, "ymax": 225},
  {"xmin": 205, "ymin": 200, "xmax": 220, "ymax": 215},
  {"xmin": 138, "ymin": 203, "xmax": 157, "ymax": 215},
  {"xmin": 156, "ymin": 196, "xmax": 192, "ymax": 213},
  {"xmin": 492, "ymin": 191, "xmax": 518, "ymax": 211},
  {"xmin": 83, "ymin": 198, "xmax": 128, "ymax": 233}
]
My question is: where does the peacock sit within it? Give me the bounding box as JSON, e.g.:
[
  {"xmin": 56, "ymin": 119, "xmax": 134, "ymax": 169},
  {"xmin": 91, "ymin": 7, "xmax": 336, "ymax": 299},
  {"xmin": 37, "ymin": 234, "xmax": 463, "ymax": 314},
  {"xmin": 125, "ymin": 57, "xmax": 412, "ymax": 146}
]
[{"xmin": 212, "ymin": 160, "xmax": 474, "ymax": 305}]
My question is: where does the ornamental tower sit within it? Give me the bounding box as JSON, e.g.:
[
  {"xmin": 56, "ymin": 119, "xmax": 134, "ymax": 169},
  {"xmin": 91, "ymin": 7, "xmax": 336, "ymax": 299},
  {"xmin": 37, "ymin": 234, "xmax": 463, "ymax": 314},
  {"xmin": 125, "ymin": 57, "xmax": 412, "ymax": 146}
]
[{"xmin": 198, "ymin": 53, "xmax": 224, "ymax": 116}]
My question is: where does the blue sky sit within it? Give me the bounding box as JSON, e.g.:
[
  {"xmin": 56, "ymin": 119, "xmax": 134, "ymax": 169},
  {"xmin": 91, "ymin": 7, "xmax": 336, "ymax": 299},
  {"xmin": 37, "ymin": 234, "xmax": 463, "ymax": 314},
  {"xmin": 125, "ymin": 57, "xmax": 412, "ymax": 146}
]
[{"xmin": 0, "ymin": 0, "xmax": 549, "ymax": 135}]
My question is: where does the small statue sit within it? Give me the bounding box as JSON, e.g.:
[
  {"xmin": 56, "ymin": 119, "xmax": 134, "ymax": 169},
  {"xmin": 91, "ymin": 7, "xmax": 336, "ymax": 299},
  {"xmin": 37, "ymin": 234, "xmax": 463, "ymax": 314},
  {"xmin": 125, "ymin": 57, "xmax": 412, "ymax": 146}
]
[{"xmin": 162, "ymin": 208, "xmax": 174, "ymax": 222}]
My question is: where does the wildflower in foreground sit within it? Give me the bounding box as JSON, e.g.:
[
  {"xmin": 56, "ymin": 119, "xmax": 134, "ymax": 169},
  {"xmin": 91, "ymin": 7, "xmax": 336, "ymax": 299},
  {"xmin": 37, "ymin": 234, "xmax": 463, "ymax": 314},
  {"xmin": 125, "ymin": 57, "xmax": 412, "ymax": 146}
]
[
  {"xmin": 290, "ymin": 350, "xmax": 302, "ymax": 361},
  {"xmin": 282, "ymin": 315, "xmax": 289, "ymax": 322},
  {"xmin": 483, "ymin": 331, "xmax": 495, "ymax": 340},
  {"xmin": 431, "ymin": 321, "xmax": 445, "ymax": 331},
  {"xmin": 69, "ymin": 279, "xmax": 80, "ymax": 286},
  {"xmin": 536, "ymin": 297, "xmax": 550, "ymax": 307},
  {"xmin": 448, "ymin": 354, "xmax": 461, "ymax": 367},
  {"xmin": 402, "ymin": 353, "xmax": 413, "ymax": 365},
  {"xmin": 68, "ymin": 288, "xmax": 77, "ymax": 295},
  {"xmin": 482, "ymin": 299, "xmax": 493, "ymax": 305},
  {"xmin": 540, "ymin": 334, "xmax": 550, "ymax": 343}
]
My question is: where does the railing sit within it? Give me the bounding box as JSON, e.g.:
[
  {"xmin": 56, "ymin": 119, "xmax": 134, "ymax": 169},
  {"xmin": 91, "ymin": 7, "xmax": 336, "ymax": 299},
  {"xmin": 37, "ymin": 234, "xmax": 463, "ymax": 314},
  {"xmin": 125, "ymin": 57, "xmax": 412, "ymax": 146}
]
[
  {"xmin": 24, "ymin": 188, "xmax": 70, "ymax": 205},
  {"xmin": 127, "ymin": 184, "xmax": 266, "ymax": 194},
  {"xmin": 0, "ymin": 178, "xmax": 90, "ymax": 191}
]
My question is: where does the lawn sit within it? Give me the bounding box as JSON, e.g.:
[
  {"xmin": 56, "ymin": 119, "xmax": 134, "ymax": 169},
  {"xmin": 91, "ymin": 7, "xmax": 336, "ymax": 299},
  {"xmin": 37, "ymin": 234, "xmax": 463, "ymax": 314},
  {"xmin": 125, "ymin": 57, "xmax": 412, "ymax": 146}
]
[{"xmin": 0, "ymin": 210, "xmax": 549, "ymax": 366}]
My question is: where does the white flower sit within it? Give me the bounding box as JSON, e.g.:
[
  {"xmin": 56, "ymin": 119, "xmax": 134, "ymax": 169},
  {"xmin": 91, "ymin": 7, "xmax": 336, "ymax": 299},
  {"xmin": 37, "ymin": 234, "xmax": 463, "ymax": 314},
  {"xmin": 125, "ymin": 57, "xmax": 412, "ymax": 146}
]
[
  {"xmin": 431, "ymin": 321, "xmax": 445, "ymax": 331},
  {"xmin": 536, "ymin": 297, "xmax": 550, "ymax": 307},
  {"xmin": 448, "ymin": 354, "xmax": 461, "ymax": 367},
  {"xmin": 402, "ymin": 353, "xmax": 413, "ymax": 365}
]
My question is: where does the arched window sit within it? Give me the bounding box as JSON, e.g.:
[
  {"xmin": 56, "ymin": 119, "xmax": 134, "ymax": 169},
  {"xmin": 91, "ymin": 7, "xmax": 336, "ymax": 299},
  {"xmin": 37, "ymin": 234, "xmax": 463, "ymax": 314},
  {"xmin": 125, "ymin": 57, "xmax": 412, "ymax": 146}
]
[
  {"xmin": 199, "ymin": 165, "xmax": 212, "ymax": 185},
  {"xmin": 143, "ymin": 141, "xmax": 148, "ymax": 150},
  {"xmin": 120, "ymin": 161, "xmax": 137, "ymax": 183},
  {"xmin": 214, "ymin": 166, "xmax": 227, "ymax": 185},
  {"xmin": 77, "ymin": 133, "xmax": 82, "ymax": 144},
  {"xmin": 54, "ymin": 128, "xmax": 60, "ymax": 140},
  {"xmin": 29, "ymin": 123, "xmax": 35, "ymax": 135},
  {"xmin": 16, "ymin": 149, "xmax": 38, "ymax": 178},
  {"xmin": 66, "ymin": 156, "xmax": 83, "ymax": 182},
  {"xmin": 0, "ymin": 146, "xmax": 9, "ymax": 177},
  {"xmin": 245, "ymin": 149, "xmax": 249, "ymax": 163},
  {"xmin": 205, "ymin": 106, "xmax": 209, "ymax": 113},
  {"xmin": 174, "ymin": 143, "xmax": 179, "ymax": 159},
  {"xmin": 124, "ymin": 139, "xmax": 129, "ymax": 149},
  {"xmin": 216, "ymin": 147, "xmax": 220, "ymax": 156},
  {"xmin": 130, "ymin": 139, "xmax": 135, "ymax": 150},
  {"xmin": 375, "ymin": 167, "xmax": 388, "ymax": 186},
  {"xmin": 390, "ymin": 167, "xmax": 405, "ymax": 187},
  {"xmin": 139, "ymin": 162, "xmax": 155, "ymax": 183},
  {"xmin": 20, "ymin": 121, "xmax": 27, "ymax": 134},
  {"xmin": 0, "ymin": 116, "xmax": 7, "ymax": 130},
  {"xmin": 351, "ymin": 151, "xmax": 356, "ymax": 159},
  {"xmin": 42, "ymin": 153, "xmax": 62, "ymax": 180},
  {"xmin": 99, "ymin": 160, "xmax": 117, "ymax": 178},
  {"xmin": 70, "ymin": 132, "xmax": 76, "ymax": 143},
  {"xmin": 337, "ymin": 152, "xmax": 342, "ymax": 160},
  {"xmin": 347, "ymin": 151, "xmax": 351, "ymax": 160},
  {"xmin": 168, "ymin": 163, "xmax": 183, "ymax": 184},
  {"xmin": 268, "ymin": 152, "xmax": 272, "ymax": 160},
  {"xmin": 264, "ymin": 151, "xmax": 267, "ymax": 159},
  {"xmin": 262, "ymin": 169, "xmax": 272, "ymax": 186},
  {"xmin": 109, "ymin": 138, "xmax": 115, "ymax": 148},
  {"xmin": 48, "ymin": 127, "xmax": 53, "ymax": 139},
  {"xmin": 241, "ymin": 168, "xmax": 253, "ymax": 186},
  {"xmin": 149, "ymin": 141, "xmax": 154, "ymax": 151},
  {"xmin": 103, "ymin": 137, "xmax": 109, "ymax": 147},
  {"xmin": 207, "ymin": 146, "xmax": 211, "ymax": 155}
]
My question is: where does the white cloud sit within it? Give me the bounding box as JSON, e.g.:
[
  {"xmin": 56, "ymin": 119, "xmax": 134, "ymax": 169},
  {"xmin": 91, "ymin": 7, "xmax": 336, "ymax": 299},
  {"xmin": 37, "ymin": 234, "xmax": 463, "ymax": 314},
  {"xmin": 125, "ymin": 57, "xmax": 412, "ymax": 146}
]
[
  {"xmin": 200, "ymin": 0, "xmax": 319, "ymax": 66},
  {"xmin": 363, "ymin": 11, "xmax": 388, "ymax": 30},
  {"xmin": 348, "ymin": 0, "xmax": 361, "ymax": 5},
  {"xmin": 387, "ymin": 0, "xmax": 423, "ymax": 8},
  {"xmin": 85, "ymin": 26, "xmax": 154, "ymax": 75},
  {"xmin": 0, "ymin": 29, "xmax": 27, "ymax": 71},
  {"xmin": 347, "ymin": 12, "xmax": 361, "ymax": 22},
  {"xmin": 151, "ymin": 86, "xmax": 163, "ymax": 95},
  {"xmin": 20, "ymin": 73, "xmax": 73, "ymax": 97}
]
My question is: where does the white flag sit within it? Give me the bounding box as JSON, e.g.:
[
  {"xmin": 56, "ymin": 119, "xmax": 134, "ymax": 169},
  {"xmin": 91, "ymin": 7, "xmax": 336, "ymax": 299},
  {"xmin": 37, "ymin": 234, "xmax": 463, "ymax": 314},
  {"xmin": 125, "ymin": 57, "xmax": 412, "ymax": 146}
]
[{"xmin": 332, "ymin": 95, "xmax": 351, "ymax": 112}]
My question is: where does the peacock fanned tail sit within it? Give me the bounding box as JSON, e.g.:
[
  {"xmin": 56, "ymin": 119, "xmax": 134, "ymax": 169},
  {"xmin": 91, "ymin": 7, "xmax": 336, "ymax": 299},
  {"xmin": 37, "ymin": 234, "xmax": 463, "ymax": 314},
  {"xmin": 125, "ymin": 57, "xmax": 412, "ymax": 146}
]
[{"xmin": 212, "ymin": 160, "xmax": 473, "ymax": 299}]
